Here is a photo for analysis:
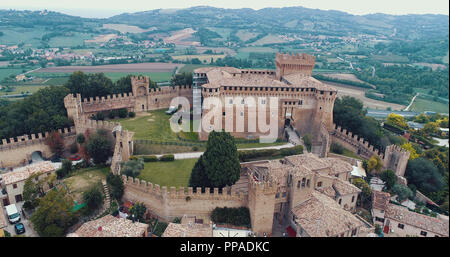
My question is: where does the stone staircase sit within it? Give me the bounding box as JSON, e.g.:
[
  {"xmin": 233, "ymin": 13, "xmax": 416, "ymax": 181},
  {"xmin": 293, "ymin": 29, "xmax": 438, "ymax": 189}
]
[
  {"xmin": 91, "ymin": 180, "xmax": 111, "ymax": 220},
  {"xmin": 285, "ymin": 126, "xmax": 307, "ymax": 152}
]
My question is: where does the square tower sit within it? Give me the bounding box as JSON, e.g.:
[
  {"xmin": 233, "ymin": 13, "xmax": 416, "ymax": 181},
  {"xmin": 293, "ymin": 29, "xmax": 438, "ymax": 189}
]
[{"xmin": 275, "ymin": 53, "xmax": 316, "ymax": 80}]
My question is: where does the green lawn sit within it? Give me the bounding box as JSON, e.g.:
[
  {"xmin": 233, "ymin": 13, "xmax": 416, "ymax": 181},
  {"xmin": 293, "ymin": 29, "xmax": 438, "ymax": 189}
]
[
  {"xmin": 137, "ymin": 158, "xmax": 197, "ymax": 188},
  {"xmin": 410, "ymin": 97, "xmax": 449, "ymax": 114}
]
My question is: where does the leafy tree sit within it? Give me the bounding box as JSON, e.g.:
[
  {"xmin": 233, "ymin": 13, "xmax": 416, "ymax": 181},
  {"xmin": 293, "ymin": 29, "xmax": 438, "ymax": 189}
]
[
  {"xmin": 352, "ymin": 178, "xmax": 372, "ymax": 207},
  {"xmin": 82, "ymin": 184, "xmax": 104, "ymax": 212},
  {"xmin": 23, "ymin": 174, "xmax": 44, "ymax": 210},
  {"xmin": 392, "ymin": 184, "xmax": 413, "ymax": 202},
  {"xmin": 65, "ymin": 72, "xmax": 114, "ymax": 98},
  {"xmin": 118, "ymin": 108, "xmax": 128, "ymax": 118},
  {"xmin": 121, "ymin": 158, "xmax": 144, "ymax": 178},
  {"xmin": 76, "ymin": 133, "xmax": 85, "ymax": 144},
  {"xmin": 189, "ymin": 131, "xmax": 240, "ymax": 188},
  {"xmin": 189, "ymin": 155, "xmax": 210, "ymax": 189},
  {"xmin": 129, "ymin": 202, "xmax": 146, "ymax": 222},
  {"xmin": 405, "ymin": 158, "xmax": 444, "ymax": 196},
  {"xmin": 422, "ymin": 122, "xmax": 439, "ymax": 134},
  {"xmin": 30, "ymin": 188, "xmax": 77, "ymax": 237},
  {"xmin": 367, "ymin": 155, "xmax": 383, "ymax": 174},
  {"xmin": 386, "ymin": 113, "xmax": 409, "ymax": 129},
  {"xmin": 170, "ymin": 72, "xmax": 193, "ymax": 86},
  {"xmin": 86, "ymin": 129, "xmax": 113, "ymax": 164},
  {"xmin": 380, "ymin": 170, "xmax": 397, "ymax": 190},
  {"xmin": 45, "ymin": 131, "xmax": 65, "ymax": 158},
  {"xmin": 106, "ymin": 173, "xmax": 124, "ymax": 201},
  {"xmin": 400, "ymin": 143, "xmax": 419, "ymax": 160}
]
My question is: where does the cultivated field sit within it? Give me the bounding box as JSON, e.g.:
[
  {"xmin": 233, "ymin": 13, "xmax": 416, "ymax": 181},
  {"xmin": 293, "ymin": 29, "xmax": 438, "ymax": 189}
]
[
  {"xmin": 324, "ymin": 81, "xmax": 406, "ymax": 110},
  {"xmin": 102, "ymin": 23, "xmax": 157, "ymax": 34},
  {"xmin": 85, "ymin": 34, "xmax": 119, "ymax": 43},
  {"xmin": 172, "ymin": 54, "xmax": 226, "ymax": 63},
  {"xmin": 410, "ymin": 97, "xmax": 449, "ymax": 114},
  {"xmin": 33, "ymin": 62, "xmax": 184, "ymax": 73},
  {"xmin": 322, "ymin": 73, "xmax": 367, "ymax": 83},
  {"xmin": 164, "ymin": 28, "xmax": 200, "ymax": 46},
  {"xmin": 250, "ymin": 34, "xmax": 287, "ymax": 46},
  {"xmin": 236, "ymin": 30, "xmax": 260, "ymax": 42},
  {"xmin": 412, "ymin": 63, "xmax": 448, "ymax": 71}
]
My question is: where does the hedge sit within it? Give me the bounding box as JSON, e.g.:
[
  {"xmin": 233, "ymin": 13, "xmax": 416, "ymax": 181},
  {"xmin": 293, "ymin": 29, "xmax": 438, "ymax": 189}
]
[
  {"xmin": 159, "ymin": 154, "xmax": 175, "ymax": 161},
  {"xmin": 143, "ymin": 155, "xmax": 158, "ymax": 162},
  {"xmin": 238, "ymin": 145, "xmax": 303, "ymax": 162},
  {"xmin": 210, "ymin": 207, "xmax": 251, "ymax": 227}
]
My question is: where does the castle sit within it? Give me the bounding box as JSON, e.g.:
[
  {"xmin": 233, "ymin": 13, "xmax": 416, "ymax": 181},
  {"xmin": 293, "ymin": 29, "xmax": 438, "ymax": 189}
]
[{"xmin": 0, "ymin": 53, "xmax": 412, "ymax": 237}]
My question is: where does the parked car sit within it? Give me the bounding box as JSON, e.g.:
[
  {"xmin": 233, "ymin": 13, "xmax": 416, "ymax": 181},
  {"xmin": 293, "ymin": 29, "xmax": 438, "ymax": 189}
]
[
  {"xmin": 68, "ymin": 154, "xmax": 81, "ymax": 161},
  {"xmin": 14, "ymin": 223, "xmax": 25, "ymax": 234},
  {"xmin": 5, "ymin": 204, "xmax": 21, "ymax": 224},
  {"xmin": 165, "ymin": 106, "xmax": 178, "ymax": 115}
]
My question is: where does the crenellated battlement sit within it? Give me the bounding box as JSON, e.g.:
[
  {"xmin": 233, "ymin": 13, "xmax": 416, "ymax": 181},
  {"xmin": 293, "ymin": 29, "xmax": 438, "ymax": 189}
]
[
  {"xmin": 122, "ymin": 175, "xmax": 247, "ymax": 201},
  {"xmin": 276, "ymin": 52, "xmax": 316, "ymax": 65},
  {"xmin": 81, "ymin": 92, "xmax": 135, "ymax": 104},
  {"xmin": 0, "ymin": 126, "xmax": 76, "ymax": 149},
  {"xmin": 330, "ymin": 123, "xmax": 383, "ymax": 159}
]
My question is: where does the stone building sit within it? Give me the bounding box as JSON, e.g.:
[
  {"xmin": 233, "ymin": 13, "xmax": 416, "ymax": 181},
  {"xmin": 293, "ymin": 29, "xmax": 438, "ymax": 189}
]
[
  {"xmin": 123, "ymin": 153, "xmax": 365, "ymax": 237},
  {"xmin": 193, "ymin": 53, "xmax": 336, "ymax": 154},
  {"xmin": 0, "ymin": 161, "xmax": 56, "ymax": 205},
  {"xmin": 372, "ymin": 192, "xmax": 449, "ymax": 237}
]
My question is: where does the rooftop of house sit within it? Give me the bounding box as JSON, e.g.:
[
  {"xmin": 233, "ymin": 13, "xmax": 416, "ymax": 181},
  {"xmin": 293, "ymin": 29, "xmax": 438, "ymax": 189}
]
[
  {"xmin": 385, "ymin": 204, "xmax": 449, "ymax": 237},
  {"xmin": 372, "ymin": 191, "xmax": 391, "ymax": 211},
  {"xmin": 67, "ymin": 215, "xmax": 148, "ymax": 237},
  {"xmin": 332, "ymin": 178, "xmax": 361, "ymax": 196},
  {"xmin": 1, "ymin": 161, "xmax": 56, "ymax": 185},
  {"xmin": 318, "ymin": 186, "xmax": 336, "ymax": 199},
  {"xmin": 292, "ymin": 191, "xmax": 365, "ymax": 237},
  {"xmin": 321, "ymin": 158, "xmax": 353, "ymax": 175},
  {"xmin": 162, "ymin": 222, "xmax": 212, "ymax": 237}
]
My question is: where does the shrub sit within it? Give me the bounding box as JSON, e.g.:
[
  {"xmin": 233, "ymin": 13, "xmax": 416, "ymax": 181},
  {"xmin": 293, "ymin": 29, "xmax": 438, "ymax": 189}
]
[
  {"xmin": 302, "ymin": 134, "xmax": 312, "ymax": 152},
  {"xmin": 330, "ymin": 142, "xmax": 344, "ymax": 154},
  {"xmin": 211, "ymin": 207, "xmax": 251, "ymax": 227},
  {"xmin": 128, "ymin": 111, "xmax": 136, "ymax": 118},
  {"xmin": 106, "ymin": 173, "xmax": 124, "ymax": 201},
  {"xmin": 192, "ymin": 146, "xmax": 199, "ymax": 151},
  {"xmin": 76, "ymin": 133, "xmax": 85, "ymax": 144},
  {"xmin": 143, "ymin": 155, "xmax": 158, "ymax": 162},
  {"xmin": 107, "ymin": 111, "xmax": 116, "ymax": 119},
  {"xmin": 82, "ymin": 184, "xmax": 104, "ymax": 212},
  {"xmin": 118, "ymin": 108, "xmax": 128, "ymax": 118},
  {"xmin": 121, "ymin": 158, "xmax": 144, "ymax": 178},
  {"xmin": 95, "ymin": 112, "xmax": 105, "ymax": 121},
  {"xmin": 159, "ymin": 154, "xmax": 175, "ymax": 161}
]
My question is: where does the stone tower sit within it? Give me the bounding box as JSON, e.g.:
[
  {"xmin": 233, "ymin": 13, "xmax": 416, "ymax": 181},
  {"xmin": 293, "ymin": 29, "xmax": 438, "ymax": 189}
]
[
  {"xmin": 275, "ymin": 53, "xmax": 316, "ymax": 80},
  {"xmin": 131, "ymin": 76, "xmax": 150, "ymax": 112},
  {"xmin": 64, "ymin": 93, "xmax": 83, "ymax": 121},
  {"xmin": 247, "ymin": 167, "xmax": 277, "ymax": 236},
  {"xmin": 383, "ymin": 145, "xmax": 410, "ymax": 177},
  {"xmin": 286, "ymin": 168, "xmax": 315, "ymax": 211}
]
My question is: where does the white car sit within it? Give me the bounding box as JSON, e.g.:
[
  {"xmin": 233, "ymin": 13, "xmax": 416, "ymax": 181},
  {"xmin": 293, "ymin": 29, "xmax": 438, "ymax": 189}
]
[
  {"xmin": 5, "ymin": 204, "xmax": 21, "ymax": 224},
  {"xmin": 165, "ymin": 106, "xmax": 178, "ymax": 115}
]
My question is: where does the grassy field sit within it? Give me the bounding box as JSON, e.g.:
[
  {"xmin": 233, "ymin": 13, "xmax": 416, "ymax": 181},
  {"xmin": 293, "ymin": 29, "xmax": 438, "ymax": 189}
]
[
  {"xmin": 371, "ymin": 55, "xmax": 409, "ymax": 63},
  {"xmin": 236, "ymin": 30, "xmax": 260, "ymax": 42},
  {"xmin": 250, "ymin": 34, "xmax": 286, "ymax": 46},
  {"xmin": 0, "ymin": 68, "xmax": 24, "ymax": 81},
  {"xmin": 63, "ymin": 166, "xmax": 110, "ymax": 202},
  {"xmin": 0, "ymin": 85, "xmax": 49, "ymax": 96},
  {"xmin": 172, "ymin": 54, "xmax": 226, "ymax": 64},
  {"xmin": 178, "ymin": 64, "xmax": 212, "ymax": 74},
  {"xmin": 410, "ymin": 97, "xmax": 449, "ymax": 114},
  {"xmin": 137, "ymin": 158, "xmax": 197, "ymax": 188},
  {"xmin": 29, "ymin": 71, "xmax": 173, "ymax": 82}
]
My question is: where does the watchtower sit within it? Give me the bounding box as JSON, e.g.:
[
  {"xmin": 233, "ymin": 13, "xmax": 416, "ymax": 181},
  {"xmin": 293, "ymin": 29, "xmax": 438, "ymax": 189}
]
[
  {"xmin": 275, "ymin": 53, "xmax": 316, "ymax": 80},
  {"xmin": 383, "ymin": 145, "xmax": 410, "ymax": 177},
  {"xmin": 131, "ymin": 76, "xmax": 150, "ymax": 112}
]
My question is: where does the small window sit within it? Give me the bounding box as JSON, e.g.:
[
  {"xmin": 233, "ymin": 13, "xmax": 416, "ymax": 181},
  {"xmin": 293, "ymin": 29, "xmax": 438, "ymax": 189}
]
[
  {"xmin": 338, "ymin": 199, "xmax": 342, "ymax": 205},
  {"xmin": 301, "ymin": 178, "xmax": 306, "ymax": 187},
  {"xmin": 241, "ymin": 99, "xmax": 245, "ymax": 104},
  {"xmin": 282, "ymin": 192, "xmax": 286, "ymax": 197},
  {"xmin": 297, "ymin": 181, "xmax": 301, "ymax": 189},
  {"xmin": 306, "ymin": 179, "xmax": 310, "ymax": 187},
  {"xmin": 229, "ymin": 99, "xmax": 233, "ymax": 104},
  {"xmin": 261, "ymin": 99, "xmax": 266, "ymax": 105},
  {"xmin": 398, "ymin": 224, "xmax": 404, "ymax": 229},
  {"xmin": 276, "ymin": 193, "xmax": 280, "ymax": 198},
  {"xmin": 375, "ymin": 217, "xmax": 385, "ymax": 223},
  {"xmin": 351, "ymin": 229, "xmax": 357, "ymax": 236},
  {"xmin": 13, "ymin": 184, "xmax": 17, "ymax": 189},
  {"xmin": 223, "ymin": 112, "xmax": 226, "ymax": 116},
  {"xmin": 298, "ymin": 100, "xmax": 303, "ymax": 105},
  {"xmin": 420, "ymin": 231, "xmax": 427, "ymax": 236},
  {"xmin": 240, "ymin": 112, "xmax": 244, "ymax": 117},
  {"xmin": 317, "ymin": 181, "xmax": 322, "ymax": 187},
  {"xmin": 352, "ymin": 196, "xmax": 355, "ymax": 203}
]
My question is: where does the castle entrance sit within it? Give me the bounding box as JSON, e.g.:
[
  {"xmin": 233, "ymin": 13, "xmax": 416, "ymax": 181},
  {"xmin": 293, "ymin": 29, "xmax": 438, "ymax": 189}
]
[
  {"xmin": 31, "ymin": 151, "xmax": 43, "ymax": 163},
  {"xmin": 284, "ymin": 118, "xmax": 291, "ymax": 127}
]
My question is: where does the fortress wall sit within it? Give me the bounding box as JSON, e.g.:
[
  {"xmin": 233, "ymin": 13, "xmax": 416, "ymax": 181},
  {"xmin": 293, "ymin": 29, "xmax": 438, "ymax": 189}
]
[
  {"xmin": 0, "ymin": 127, "xmax": 76, "ymax": 168},
  {"xmin": 122, "ymin": 176, "xmax": 248, "ymax": 222},
  {"xmin": 330, "ymin": 124, "xmax": 383, "ymax": 160}
]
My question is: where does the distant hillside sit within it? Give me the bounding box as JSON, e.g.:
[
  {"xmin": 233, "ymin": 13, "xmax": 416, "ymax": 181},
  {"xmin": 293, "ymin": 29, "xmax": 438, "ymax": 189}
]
[{"xmin": 107, "ymin": 6, "xmax": 449, "ymax": 40}]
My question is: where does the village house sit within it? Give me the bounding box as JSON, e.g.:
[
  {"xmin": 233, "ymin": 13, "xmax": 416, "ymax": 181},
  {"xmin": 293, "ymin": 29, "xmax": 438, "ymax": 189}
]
[
  {"xmin": 372, "ymin": 191, "xmax": 449, "ymax": 237},
  {"xmin": 0, "ymin": 161, "xmax": 56, "ymax": 206}
]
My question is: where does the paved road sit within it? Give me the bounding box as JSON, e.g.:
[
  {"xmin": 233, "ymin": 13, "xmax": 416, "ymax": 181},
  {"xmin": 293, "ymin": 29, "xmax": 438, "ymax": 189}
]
[
  {"xmin": 403, "ymin": 93, "xmax": 419, "ymax": 111},
  {"xmin": 150, "ymin": 142, "xmax": 295, "ymax": 160},
  {"xmin": 1, "ymin": 202, "xmax": 38, "ymax": 237}
]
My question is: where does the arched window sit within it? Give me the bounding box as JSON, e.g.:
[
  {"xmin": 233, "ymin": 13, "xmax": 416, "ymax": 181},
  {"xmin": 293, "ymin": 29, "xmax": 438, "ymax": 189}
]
[
  {"xmin": 301, "ymin": 178, "xmax": 306, "ymax": 187},
  {"xmin": 306, "ymin": 179, "xmax": 310, "ymax": 187}
]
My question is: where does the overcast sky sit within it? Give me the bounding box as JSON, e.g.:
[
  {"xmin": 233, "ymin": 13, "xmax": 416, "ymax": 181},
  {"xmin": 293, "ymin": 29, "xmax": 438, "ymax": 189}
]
[{"xmin": 1, "ymin": 0, "xmax": 449, "ymax": 18}]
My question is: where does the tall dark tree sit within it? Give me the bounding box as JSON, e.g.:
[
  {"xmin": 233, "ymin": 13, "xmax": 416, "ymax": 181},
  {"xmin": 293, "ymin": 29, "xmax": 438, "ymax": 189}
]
[
  {"xmin": 405, "ymin": 158, "xmax": 444, "ymax": 195},
  {"xmin": 106, "ymin": 173, "xmax": 124, "ymax": 201},
  {"xmin": 189, "ymin": 131, "xmax": 241, "ymax": 188},
  {"xmin": 86, "ymin": 129, "xmax": 113, "ymax": 164}
]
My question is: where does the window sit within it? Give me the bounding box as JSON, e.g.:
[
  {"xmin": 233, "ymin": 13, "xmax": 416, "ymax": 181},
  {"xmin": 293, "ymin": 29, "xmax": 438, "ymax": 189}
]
[
  {"xmin": 229, "ymin": 99, "xmax": 233, "ymax": 104},
  {"xmin": 282, "ymin": 192, "xmax": 286, "ymax": 197},
  {"xmin": 276, "ymin": 193, "xmax": 280, "ymax": 198},
  {"xmin": 351, "ymin": 196, "xmax": 355, "ymax": 203},
  {"xmin": 241, "ymin": 99, "xmax": 245, "ymax": 104},
  {"xmin": 223, "ymin": 112, "xmax": 226, "ymax": 116},
  {"xmin": 297, "ymin": 181, "xmax": 301, "ymax": 189},
  {"xmin": 317, "ymin": 181, "xmax": 322, "ymax": 187},
  {"xmin": 301, "ymin": 178, "xmax": 306, "ymax": 187},
  {"xmin": 338, "ymin": 199, "xmax": 342, "ymax": 205},
  {"xmin": 13, "ymin": 184, "xmax": 17, "ymax": 189},
  {"xmin": 261, "ymin": 99, "xmax": 266, "ymax": 105},
  {"xmin": 375, "ymin": 217, "xmax": 385, "ymax": 223},
  {"xmin": 351, "ymin": 229, "xmax": 357, "ymax": 236},
  {"xmin": 420, "ymin": 231, "xmax": 427, "ymax": 236},
  {"xmin": 298, "ymin": 100, "xmax": 303, "ymax": 105},
  {"xmin": 240, "ymin": 112, "xmax": 244, "ymax": 117},
  {"xmin": 306, "ymin": 179, "xmax": 310, "ymax": 187},
  {"xmin": 398, "ymin": 224, "xmax": 404, "ymax": 229}
]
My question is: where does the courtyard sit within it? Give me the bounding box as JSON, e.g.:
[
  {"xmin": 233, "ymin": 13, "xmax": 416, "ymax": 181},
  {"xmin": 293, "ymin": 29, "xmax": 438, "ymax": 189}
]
[
  {"xmin": 62, "ymin": 166, "xmax": 110, "ymax": 202},
  {"xmin": 137, "ymin": 158, "xmax": 198, "ymax": 188}
]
